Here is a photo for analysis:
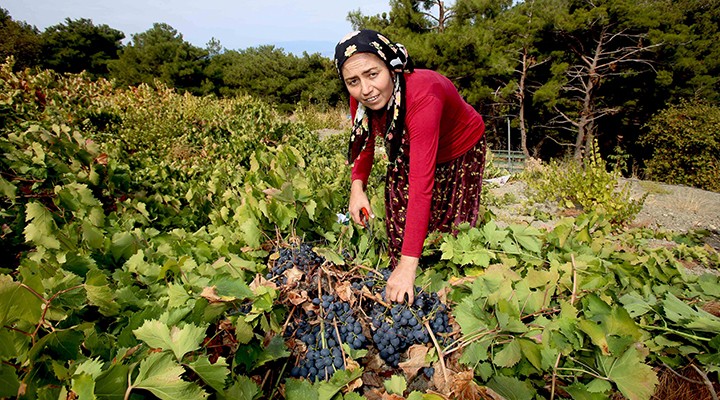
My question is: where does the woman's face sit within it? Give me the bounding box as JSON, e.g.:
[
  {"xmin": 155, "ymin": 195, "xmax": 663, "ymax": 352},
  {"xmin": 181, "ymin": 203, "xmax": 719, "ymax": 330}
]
[{"xmin": 341, "ymin": 52, "xmax": 394, "ymax": 111}]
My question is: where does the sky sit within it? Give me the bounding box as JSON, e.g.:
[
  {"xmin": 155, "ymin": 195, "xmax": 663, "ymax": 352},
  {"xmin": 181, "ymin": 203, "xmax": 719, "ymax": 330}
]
[{"xmin": 2, "ymin": 0, "xmax": 392, "ymax": 57}]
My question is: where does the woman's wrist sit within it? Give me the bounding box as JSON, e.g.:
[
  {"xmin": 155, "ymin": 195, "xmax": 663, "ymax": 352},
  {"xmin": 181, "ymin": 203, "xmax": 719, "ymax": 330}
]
[
  {"xmin": 397, "ymin": 255, "xmax": 419, "ymax": 272},
  {"xmin": 351, "ymin": 179, "xmax": 365, "ymax": 193}
]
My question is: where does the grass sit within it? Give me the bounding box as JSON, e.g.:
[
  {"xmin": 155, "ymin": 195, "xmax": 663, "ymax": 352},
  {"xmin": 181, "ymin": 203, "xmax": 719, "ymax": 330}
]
[
  {"xmin": 290, "ymin": 105, "xmax": 351, "ymax": 131},
  {"xmin": 639, "ymin": 181, "xmax": 672, "ymax": 195}
]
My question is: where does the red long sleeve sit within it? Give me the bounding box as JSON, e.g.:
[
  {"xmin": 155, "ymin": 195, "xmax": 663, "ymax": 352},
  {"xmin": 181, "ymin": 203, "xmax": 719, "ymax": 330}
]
[{"xmin": 349, "ymin": 70, "xmax": 485, "ymax": 257}]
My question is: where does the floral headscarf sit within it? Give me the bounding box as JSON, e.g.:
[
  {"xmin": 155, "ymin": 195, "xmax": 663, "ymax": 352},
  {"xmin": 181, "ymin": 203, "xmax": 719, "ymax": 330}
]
[{"xmin": 334, "ymin": 30, "xmax": 414, "ymax": 167}]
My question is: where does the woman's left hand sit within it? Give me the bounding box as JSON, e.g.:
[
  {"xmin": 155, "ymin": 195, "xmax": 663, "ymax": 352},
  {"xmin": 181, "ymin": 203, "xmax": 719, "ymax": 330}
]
[{"xmin": 385, "ymin": 256, "xmax": 419, "ymax": 304}]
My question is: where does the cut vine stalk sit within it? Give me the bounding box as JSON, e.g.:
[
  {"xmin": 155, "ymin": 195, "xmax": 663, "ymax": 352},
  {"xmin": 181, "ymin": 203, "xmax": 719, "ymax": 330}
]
[
  {"xmin": 425, "ymin": 320, "xmax": 449, "ymax": 386},
  {"xmin": 691, "ymin": 364, "xmax": 719, "ymax": 400},
  {"xmin": 552, "ymin": 253, "xmax": 580, "ymax": 400},
  {"xmin": 332, "ymin": 318, "xmax": 348, "ymax": 369},
  {"xmin": 442, "ymin": 328, "xmax": 500, "ymax": 356}
]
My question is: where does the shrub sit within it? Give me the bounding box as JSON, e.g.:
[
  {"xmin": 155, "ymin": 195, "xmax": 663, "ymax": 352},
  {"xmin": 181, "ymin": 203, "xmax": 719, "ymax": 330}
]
[
  {"xmin": 641, "ymin": 100, "xmax": 720, "ymax": 192},
  {"xmin": 523, "ymin": 140, "xmax": 646, "ymax": 226}
]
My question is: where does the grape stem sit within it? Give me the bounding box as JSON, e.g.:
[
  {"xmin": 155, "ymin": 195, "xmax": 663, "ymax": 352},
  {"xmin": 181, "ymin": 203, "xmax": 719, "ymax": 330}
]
[
  {"xmin": 424, "ymin": 320, "xmax": 449, "ymax": 386},
  {"xmin": 332, "ymin": 318, "xmax": 348, "ymax": 369}
]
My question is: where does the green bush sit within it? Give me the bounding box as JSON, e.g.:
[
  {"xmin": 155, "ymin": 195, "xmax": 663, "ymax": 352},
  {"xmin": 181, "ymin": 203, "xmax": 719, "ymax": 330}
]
[
  {"xmin": 641, "ymin": 100, "xmax": 720, "ymax": 192},
  {"xmin": 523, "ymin": 141, "xmax": 646, "ymax": 226}
]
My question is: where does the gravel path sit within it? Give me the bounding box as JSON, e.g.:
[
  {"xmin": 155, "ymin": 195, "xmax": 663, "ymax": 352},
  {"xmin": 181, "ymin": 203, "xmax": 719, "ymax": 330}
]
[{"xmin": 486, "ymin": 177, "xmax": 720, "ymax": 249}]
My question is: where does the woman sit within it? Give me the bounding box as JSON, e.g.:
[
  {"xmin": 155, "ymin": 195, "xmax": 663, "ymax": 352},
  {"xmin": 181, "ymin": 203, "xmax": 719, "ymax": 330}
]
[{"xmin": 334, "ymin": 30, "xmax": 486, "ymax": 304}]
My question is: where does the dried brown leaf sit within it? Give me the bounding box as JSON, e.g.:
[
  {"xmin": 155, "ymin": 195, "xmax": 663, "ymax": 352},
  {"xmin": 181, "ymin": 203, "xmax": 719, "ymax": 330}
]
[
  {"xmin": 362, "ymin": 371, "xmax": 385, "ymax": 388},
  {"xmin": 451, "ymin": 370, "xmax": 483, "ymax": 400},
  {"xmin": 432, "ymin": 366, "xmax": 456, "ymax": 395},
  {"xmin": 200, "ymin": 286, "xmax": 223, "ymax": 303},
  {"xmin": 398, "ymin": 344, "xmax": 429, "ymax": 380},
  {"xmin": 284, "ymin": 267, "xmax": 304, "ymax": 286},
  {"xmin": 262, "ymin": 188, "xmax": 282, "ymax": 198},
  {"xmin": 343, "ymin": 361, "xmax": 364, "ymax": 393},
  {"xmin": 364, "ymin": 389, "xmax": 384, "ymax": 400},
  {"xmin": 250, "ymin": 274, "xmax": 278, "ymax": 291},
  {"xmin": 448, "ymin": 275, "xmax": 478, "ymax": 287},
  {"xmin": 381, "ymin": 394, "xmax": 405, "ymax": 400},
  {"xmin": 286, "ymin": 289, "xmax": 308, "ymax": 306},
  {"xmin": 335, "ymin": 280, "xmax": 354, "ymax": 302},
  {"xmin": 95, "ymin": 153, "xmax": 108, "ymax": 165}
]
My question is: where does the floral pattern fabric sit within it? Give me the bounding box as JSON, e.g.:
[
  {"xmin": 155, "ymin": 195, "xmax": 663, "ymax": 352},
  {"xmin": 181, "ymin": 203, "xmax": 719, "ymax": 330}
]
[
  {"xmin": 384, "ymin": 136, "xmax": 487, "ymax": 265},
  {"xmin": 333, "ymin": 29, "xmax": 414, "ymax": 167}
]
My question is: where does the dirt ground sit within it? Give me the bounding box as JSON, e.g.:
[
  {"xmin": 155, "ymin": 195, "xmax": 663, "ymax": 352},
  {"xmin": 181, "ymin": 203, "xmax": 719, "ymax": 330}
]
[{"xmin": 487, "ymin": 177, "xmax": 720, "ymax": 250}]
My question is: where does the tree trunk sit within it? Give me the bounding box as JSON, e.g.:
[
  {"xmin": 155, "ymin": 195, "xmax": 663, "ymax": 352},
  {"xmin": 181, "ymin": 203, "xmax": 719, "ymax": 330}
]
[
  {"xmin": 573, "ymin": 33, "xmax": 603, "ymax": 161},
  {"xmin": 519, "ymin": 47, "xmax": 530, "ymax": 158}
]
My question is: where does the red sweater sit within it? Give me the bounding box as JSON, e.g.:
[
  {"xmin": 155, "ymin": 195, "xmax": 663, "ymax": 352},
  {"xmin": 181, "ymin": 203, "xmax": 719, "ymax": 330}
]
[{"xmin": 350, "ymin": 69, "xmax": 485, "ymax": 257}]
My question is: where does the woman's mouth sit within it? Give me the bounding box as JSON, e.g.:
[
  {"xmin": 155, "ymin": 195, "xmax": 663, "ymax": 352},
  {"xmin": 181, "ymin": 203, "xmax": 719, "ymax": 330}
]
[{"xmin": 365, "ymin": 95, "xmax": 380, "ymax": 103}]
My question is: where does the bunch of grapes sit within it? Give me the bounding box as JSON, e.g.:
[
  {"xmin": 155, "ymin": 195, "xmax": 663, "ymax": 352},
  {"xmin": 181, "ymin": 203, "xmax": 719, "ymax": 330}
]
[
  {"xmin": 351, "ymin": 268, "xmax": 391, "ymax": 291},
  {"xmin": 370, "ymin": 300, "xmax": 441, "ymax": 367},
  {"xmin": 289, "ymin": 295, "xmax": 368, "ymax": 381},
  {"xmin": 266, "ymin": 243, "xmax": 324, "ymax": 284},
  {"xmin": 359, "ymin": 270, "xmax": 452, "ymax": 367}
]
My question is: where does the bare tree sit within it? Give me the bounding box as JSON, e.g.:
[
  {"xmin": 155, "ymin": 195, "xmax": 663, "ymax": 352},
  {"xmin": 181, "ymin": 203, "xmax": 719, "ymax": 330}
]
[
  {"xmin": 419, "ymin": 0, "xmax": 455, "ymax": 32},
  {"xmin": 554, "ymin": 24, "xmax": 662, "ymax": 160}
]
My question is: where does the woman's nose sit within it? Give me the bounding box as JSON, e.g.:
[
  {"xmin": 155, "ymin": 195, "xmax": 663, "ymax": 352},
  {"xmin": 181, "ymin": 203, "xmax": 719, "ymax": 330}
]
[{"xmin": 360, "ymin": 79, "xmax": 372, "ymax": 95}]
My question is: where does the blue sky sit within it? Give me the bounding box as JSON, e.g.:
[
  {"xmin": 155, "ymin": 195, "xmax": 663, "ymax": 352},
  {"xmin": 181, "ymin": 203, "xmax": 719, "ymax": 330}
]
[{"xmin": 3, "ymin": 0, "xmax": 392, "ymax": 57}]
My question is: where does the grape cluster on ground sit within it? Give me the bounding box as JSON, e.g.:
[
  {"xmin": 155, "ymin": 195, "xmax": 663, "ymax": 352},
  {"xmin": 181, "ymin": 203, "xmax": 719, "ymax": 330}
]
[{"xmin": 265, "ymin": 242, "xmax": 453, "ymax": 383}]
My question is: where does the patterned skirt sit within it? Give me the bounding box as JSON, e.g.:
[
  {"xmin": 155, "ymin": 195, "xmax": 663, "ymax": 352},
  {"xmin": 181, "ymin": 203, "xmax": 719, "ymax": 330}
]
[{"xmin": 384, "ymin": 136, "xmax": 487, "ymax": 264}]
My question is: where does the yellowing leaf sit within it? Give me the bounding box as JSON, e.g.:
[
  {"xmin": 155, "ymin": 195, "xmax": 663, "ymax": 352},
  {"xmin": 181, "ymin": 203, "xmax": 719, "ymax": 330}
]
[
  {"xmin": 133, "ymin": 320, "xmax": 207, "ymax": 361},
  {"xmin": 383, "ymin": 375, "xmax": 407, "ymax": 395}
]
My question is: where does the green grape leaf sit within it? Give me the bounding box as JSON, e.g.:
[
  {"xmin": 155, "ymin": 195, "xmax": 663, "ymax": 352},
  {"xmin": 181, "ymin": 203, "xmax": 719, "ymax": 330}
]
[
  {"xmin": 82, "ymin": 220, "xmax": 105, "ymax": 249},
  {"xmin": 133, "ymin": 320, "xmax": 206, "ymax": 361},
  {"xmin": 234, "ymin": 317, "xmax": 254, "ymax": 344},
  {"xmin": 0, "ymin": 275, "xmax": 43, "ymax": 326},
  {"xmin": 407, "ymin": 392, "xmax": 444, "ymax": 400},
  {"xmin": 254, "ymin": 335, "xmax": 289, "ymax": 369},
  {"xmin": 663, "ymin": 293, "xmax": 720, "ymax": 332},
  {"xmin": 459, "ymin": 340, "xmax": 490, "ymax": 367},
  {"xmin": 384, "ymin": 374, "xmax": 407, "ymax": 395},
  {"xmin": 0, "ymin": 364, "xmax": 20, "ymax": 398},
  {"xmin": 94, "ymin": 364, "xmax": 129, "ymax": 399},
  {"xmin": 510, "ymin": 224, "xmax": 542, "ymax": 253},
  {"xmin": 599, "ymin": 346, "xmax": 658, "ymax": 400},
  {"xmin": 317, "ymin": 368, "xmax": 363, "ymax": 400},
  {"xmin": 518, "ymin": 339, "xmax": 542, "ymax": 371},
  {"xmin": 111, "ymin": 231, "xmax": 140, "ymax": 260},
  {"xmin": 486, "ymin": 375, "xmax": 536, "ymax": 400},
  {"xmin": 23, "ymin": 201, "xmax": 61, "ymax": 249},
  {"xmin": 454, "ymin": 297, "xmax": 490, "ymax": 334},
  {"xmin": 284, "ymin": 378, "xmax": 318, "ymax": 400},
  {"xmin": 75, "ymin": 358, "xmax": 104, "ymax": 379},
  {"xmin": 186, "ymin": 356, "xmax": 229, "ymax": 392},
  {"xmin": 85, "ymin": 270, "xmax": 120, "ymax": 316},
  {"xmin": 563, "ymin": 382, "xmax": 609, "ymax": 400},
  {"xmin": 223, "ymin": 375, "xmax": 261, "ymax": 400},
  {"xmin": 129, "ymin": 353, "xmax": 207, "ymax": 400},
  {"xmin": 0, "ymin": 177, "xmax": 17, "ymax": 202},
  {"xmin": 71, "ymin": 373, "xmax": 96, "ymax": 400},
  {"xmin": 493, "ymin": 339, "xmax": 522, "ymax": 368},
  {"xmin": 213, "ymin": 277, "xmax": 254, "ymax": 301}
]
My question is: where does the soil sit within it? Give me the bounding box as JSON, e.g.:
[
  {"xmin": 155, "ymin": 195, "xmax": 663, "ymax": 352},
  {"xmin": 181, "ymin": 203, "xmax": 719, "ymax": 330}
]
[{"xmin": 487, "ymin": 177, "xmax": 720, "ymax": 250}]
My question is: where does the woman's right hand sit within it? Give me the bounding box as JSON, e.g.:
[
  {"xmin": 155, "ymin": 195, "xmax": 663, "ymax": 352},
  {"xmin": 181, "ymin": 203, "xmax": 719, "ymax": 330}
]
[{"xmin": 349, "ymin": 179, "xmax": 373, "ymax": 225}]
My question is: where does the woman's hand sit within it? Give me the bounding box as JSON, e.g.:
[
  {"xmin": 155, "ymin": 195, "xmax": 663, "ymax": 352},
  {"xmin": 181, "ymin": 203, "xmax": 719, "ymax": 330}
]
[
  {"xmin": 385, "ymin": 256, "xmax": 419, "ymax": 303},
  {"xmin": 349, "ymin": 179, "xmax": 373, "ymax": 225}
]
